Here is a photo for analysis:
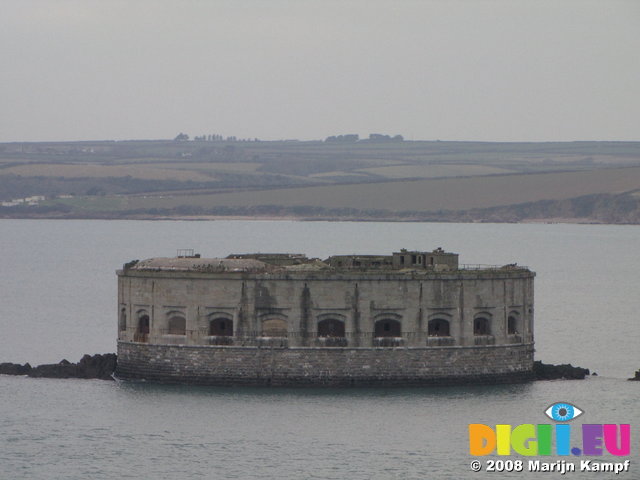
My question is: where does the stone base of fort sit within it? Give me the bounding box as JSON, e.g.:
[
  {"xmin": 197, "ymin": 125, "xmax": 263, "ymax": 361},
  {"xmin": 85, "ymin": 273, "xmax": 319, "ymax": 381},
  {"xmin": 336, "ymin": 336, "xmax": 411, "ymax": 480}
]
[{"xmin": 116, "ymin": 341, "xmax": 534, "ymax": 387}]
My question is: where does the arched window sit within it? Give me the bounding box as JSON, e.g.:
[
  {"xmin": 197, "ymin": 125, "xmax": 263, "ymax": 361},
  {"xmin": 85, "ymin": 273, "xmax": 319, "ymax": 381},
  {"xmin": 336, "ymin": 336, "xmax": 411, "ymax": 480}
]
[
  {"xmin": 168, "ymin": 315, "xmax": 186, "ymax": 335},
  {"xmin": 428, "ymin": 318, "xmax": 450, "ymax": 337},
  {"xmin": 474, "ymin": 317, "xmax": 490, "ymax": 335},
  {"xmin": 135, "ymin": 313, "xmax": 150, "ymax": 342},
  {"xmin": 317, "ymin": 318, "xmax": 345, "ymax": 337},
  {"xmin": 508, "ymin": 313, "xmax": 520, "ymax": 335},
  {"xmin": 209, "ymin": 317, "xmax": 233, "ymax": 336},
  {"xmin": 262, "ymin": 318, "xmax": 287, "ymax": 337},
  {"xmin": 119, "ymin": 308, "xmax": 127, "ymax": 332},
  {"xmin": 137, "ymin": 314, "xmax": 150, "ymax": 334},
  {"xmin": 374, "ymin": 319, "xmax": 401, "ymax": 337}
]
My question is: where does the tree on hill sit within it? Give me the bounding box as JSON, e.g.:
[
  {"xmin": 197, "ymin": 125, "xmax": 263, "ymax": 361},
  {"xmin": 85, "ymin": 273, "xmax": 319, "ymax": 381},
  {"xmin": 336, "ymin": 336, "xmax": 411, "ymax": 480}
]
[
  {"xmin": 174, "ymin": 133, "xmax": 189, "ymax": 141},
  {"xmin": 367, "ymin": 133, "xmax": 404, "ymax": 142},
  {"xmin": 325, "ymin": 134, "xmax": 359, "ymax": 143}
]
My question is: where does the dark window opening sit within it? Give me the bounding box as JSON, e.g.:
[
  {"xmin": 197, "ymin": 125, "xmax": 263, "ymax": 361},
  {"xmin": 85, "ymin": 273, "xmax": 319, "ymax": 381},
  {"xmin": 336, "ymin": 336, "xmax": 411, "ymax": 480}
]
[
  {"xmin": 318, "ymin": 319, "xmax": 345, "ymax": 337},
  {"xmin": 135, "ymin": 314, "xmax": 150, "ymax": 342},
  {"xmin": 168, "ymin": 316, "xmax": 186, "ymax": 335},
  {"xmin": 411, "ymin": 255, "xmax": 417, "ymax": 264},
  {"xmin": 508, "ymin": 316, "xmax": 518, "ymax": 334},
  {"xmin": 375, "ymin": 319, "xmax": 401, "ymax": 337},
  {"xmin": 474, "ymin": 317, "xmax": 490, "ymax": 335},
  {"xmin": 209, "ymin": 317, "xmax": 233, "ymax": 336},
  {"xmin": 400, "ymin": 256, "xmax": 405, "ymax": 265},
  {"xmin": 138, "ymin": 315, "xmax": 150, "ymax": 334},
  {"xmin": 119, "ymin": 308, "xmax": 127, "ymax": 331},
  {"xmin": 428, "ymin": 318, "xmax": 450, "ymax": 337}
]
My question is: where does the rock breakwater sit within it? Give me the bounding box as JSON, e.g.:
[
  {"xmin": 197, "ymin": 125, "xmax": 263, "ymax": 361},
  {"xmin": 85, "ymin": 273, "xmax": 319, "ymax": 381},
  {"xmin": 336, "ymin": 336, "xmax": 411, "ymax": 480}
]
[
  {"xmin": 2, "ymin": 355, "xmax": 593, "ymax": 383},
  {"xmin": 532, "ymin": 361, "xmax": 590, "ymax": 380},
  {"xmin": 0, "ymin": 353, "xmax": 117, "ymax": 380}
]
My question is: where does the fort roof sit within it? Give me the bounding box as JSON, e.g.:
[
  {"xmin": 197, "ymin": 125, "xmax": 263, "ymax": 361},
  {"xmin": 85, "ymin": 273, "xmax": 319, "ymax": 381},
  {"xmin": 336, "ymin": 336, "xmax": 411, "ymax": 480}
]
[
  {"xmin": 123, "ymin": 249, "xmax": 530, "ymax": 275},
  {"xmin": 129, "ymin": 257, "xmax": 274, "ymax": 273}
]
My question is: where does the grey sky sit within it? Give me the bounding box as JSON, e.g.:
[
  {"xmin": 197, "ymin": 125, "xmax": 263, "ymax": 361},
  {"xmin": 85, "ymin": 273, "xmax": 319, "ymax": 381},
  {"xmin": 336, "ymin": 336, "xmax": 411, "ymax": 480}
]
[{"xmin": 2, "ymin": 0, "xmax": 638, "ymax": 142}]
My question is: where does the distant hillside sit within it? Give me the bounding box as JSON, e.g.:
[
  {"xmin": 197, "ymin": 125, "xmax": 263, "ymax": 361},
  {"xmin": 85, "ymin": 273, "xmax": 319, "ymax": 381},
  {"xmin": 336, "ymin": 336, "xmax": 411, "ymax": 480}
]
[{"xmin": 2, "ymin": 139, "xmax": 640, "ymax": 223}]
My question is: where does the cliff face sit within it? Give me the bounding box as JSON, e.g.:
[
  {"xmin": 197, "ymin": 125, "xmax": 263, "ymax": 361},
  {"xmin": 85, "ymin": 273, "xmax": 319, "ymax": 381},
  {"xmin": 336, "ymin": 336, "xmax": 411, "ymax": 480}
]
[
  {"xmin": 5, "ymin": 192, "xmax": 639, "ymax": 224},
  {"xmin": 463, "ymin": 193, "xmax": 640, "ymax": 224}
]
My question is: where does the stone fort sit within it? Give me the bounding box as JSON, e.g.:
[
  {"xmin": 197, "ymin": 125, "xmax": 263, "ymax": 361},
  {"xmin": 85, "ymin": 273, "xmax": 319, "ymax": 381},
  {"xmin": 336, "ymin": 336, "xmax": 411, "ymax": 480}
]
[{"xmin": 115, "ymin": 248, "xmax": 535, "ymax": 386}]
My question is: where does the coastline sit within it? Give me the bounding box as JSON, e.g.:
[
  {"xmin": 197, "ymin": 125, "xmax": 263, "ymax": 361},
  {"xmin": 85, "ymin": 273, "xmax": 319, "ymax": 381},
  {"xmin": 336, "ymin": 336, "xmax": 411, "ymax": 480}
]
[{"xmin": 0, "ymin": 211, "xmax": 628, "ymax": 224}]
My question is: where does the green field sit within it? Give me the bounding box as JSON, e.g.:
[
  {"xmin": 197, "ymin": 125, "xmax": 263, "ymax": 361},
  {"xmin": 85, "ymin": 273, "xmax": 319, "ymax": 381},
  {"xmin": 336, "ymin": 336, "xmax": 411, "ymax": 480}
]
[
  {"xmin": 123, "ymin": 166, "xmax": 640, "ymax": 212},
  {"xmin": 2, "ymin": 139, "xmax": 640, "ymax": 222}
]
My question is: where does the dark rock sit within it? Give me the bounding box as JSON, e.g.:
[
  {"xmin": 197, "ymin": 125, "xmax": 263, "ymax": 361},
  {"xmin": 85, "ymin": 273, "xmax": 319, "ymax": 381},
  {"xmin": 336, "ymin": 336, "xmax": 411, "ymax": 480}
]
[
  {"xmin": 29, "ymin": 363, "xmax": 79, "ymax": 379},
  {"xmin": 0, "ymin": 362, "xmax": 32, "ymax": 375},
  {"xmin": 1, "ymin": 354, "xmax": 117, "ymax": 380},
  {"xmin": 628, "ymin": 369, "xmax": 640, "ymax": 381},
  {"xmin": 533, "ymin": 361, "xmax": 590, "ymax": 380},
  {"xmin": 77, "ymin": 353, "xmax": 117, "ymax": 380}
]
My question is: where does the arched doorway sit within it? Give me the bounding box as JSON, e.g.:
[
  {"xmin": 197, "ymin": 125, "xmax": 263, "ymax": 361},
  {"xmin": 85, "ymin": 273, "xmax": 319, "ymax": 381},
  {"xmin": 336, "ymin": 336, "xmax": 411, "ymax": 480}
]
[
  {"xmin": 168, "ymin": 315, "xmax": 186, "ymax": 335},
  {"xmin": 135, "ymin": 314, "xmax": 150, "ymax": 342},
  {"xmin": 119, "ymin": 308, "xmax": 127, "ymax": 332},
  {"xmin": 317, "ymin": 318, "xmax": 345, "ymax": 337},
  {"xmin": 374, "ymin": 319, "xmax": 401, "ymax": 337},
  {"xmin": 474, "ymin": 317, "xmax": 490, "ymax": 335},
  {"xmin": 317, "ymin": 318, "xmax": 347, "ymax": 346},
  {"xmin": 428, "ymin": 318, "xmax": 450, "ymax": 337},
  {"xmin": 209, "ymin": 317, "xmax": 233, "ymax": 336},
  {"xmin": 508, "ymin": 315, "xmax": 519, "ymax": 334}
]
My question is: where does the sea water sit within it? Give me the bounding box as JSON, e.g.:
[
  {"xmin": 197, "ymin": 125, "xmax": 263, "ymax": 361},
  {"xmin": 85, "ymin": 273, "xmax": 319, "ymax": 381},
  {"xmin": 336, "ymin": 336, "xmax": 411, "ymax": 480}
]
[{"xmin": 1, "ymin": 220, "xmax": 638, "ymax": 479}]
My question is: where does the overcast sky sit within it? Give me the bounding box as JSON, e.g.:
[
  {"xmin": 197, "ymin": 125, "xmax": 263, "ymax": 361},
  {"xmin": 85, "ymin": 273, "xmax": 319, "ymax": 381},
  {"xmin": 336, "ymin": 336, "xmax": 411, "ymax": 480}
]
[{"xmin": 2, "ymin": 0, "xmax": 638, "ymax": 142}]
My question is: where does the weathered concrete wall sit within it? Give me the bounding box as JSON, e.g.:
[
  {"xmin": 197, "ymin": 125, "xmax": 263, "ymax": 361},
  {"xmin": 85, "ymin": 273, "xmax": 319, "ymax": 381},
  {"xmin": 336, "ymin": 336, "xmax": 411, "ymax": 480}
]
[
  {"xmin": 116, "ymin": 265, "xmax": 534, "ymax": 386},
  {"xmin": 116, "ymin": 341, "xmax": 534, "ymax": 386},
  {"xmin": 117, "ymin": 270, "xmax": 534, "ymax": 348}
]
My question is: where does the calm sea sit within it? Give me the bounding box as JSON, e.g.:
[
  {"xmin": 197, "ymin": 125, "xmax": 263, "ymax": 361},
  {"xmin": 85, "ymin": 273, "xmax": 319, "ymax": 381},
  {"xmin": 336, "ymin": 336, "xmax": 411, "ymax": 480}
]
[{"xmin": 1, "ymin": 220, "xmax": 638, "ymax": 479}]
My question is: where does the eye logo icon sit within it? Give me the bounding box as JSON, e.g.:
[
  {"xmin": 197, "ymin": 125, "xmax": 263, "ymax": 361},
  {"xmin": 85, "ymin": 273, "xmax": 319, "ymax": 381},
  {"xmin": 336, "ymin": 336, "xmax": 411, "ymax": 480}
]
[{"xmin": 544, "ymin": 402, "xmax": 583, "ymax": 422}]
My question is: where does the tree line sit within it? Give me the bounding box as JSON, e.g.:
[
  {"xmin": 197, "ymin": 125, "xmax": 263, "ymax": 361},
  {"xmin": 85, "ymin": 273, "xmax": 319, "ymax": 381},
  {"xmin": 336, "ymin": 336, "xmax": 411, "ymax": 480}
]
[
  {"xmin": 325, "ymin": 133, "xmax": 404, "ymax": 142},
  {"xmin": 174, "ymin": 133, "xmax": 260, "ymax": 142}
]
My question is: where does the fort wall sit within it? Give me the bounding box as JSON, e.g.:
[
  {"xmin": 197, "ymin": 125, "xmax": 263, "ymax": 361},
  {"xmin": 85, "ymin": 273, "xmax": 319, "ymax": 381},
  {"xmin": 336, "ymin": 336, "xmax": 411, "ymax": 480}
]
[
  {"xmin": 115, "ymin": 250, "xmax": 535, "ymax": 386},
  {"xmin": 116, "ymin": 342, "xmax": 534, "ymax": 386}
]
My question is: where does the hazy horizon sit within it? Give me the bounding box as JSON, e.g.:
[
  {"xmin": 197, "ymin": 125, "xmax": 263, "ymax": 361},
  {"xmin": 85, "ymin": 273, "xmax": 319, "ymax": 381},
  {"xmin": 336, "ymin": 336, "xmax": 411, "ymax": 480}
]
[{"xmin": 2, "ymin": 0, "xmax": 639, "ymax": 143}]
